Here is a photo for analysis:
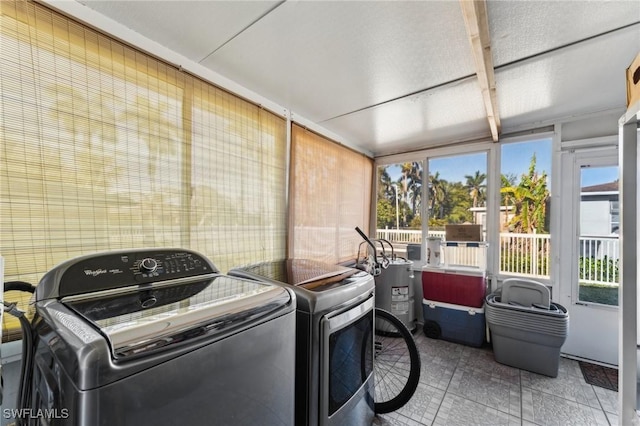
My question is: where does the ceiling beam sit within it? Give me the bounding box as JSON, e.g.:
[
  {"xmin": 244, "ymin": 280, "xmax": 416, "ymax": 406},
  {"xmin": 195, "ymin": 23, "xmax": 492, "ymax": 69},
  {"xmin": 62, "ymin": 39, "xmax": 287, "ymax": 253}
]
[{"xmin": 459, "ymin": 0, "xmax": 501, "ymax": 141}]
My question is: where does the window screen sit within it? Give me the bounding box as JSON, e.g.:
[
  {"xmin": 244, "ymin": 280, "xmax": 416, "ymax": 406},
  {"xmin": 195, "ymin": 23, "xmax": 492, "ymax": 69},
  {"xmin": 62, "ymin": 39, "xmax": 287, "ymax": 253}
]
[
  {"xmin": 1, "ymin": 0, "xmax": 286, "ymax": 339},
  {"xmin": 289, "ymin": 124, "xmax": 373, "ymax": 263}
]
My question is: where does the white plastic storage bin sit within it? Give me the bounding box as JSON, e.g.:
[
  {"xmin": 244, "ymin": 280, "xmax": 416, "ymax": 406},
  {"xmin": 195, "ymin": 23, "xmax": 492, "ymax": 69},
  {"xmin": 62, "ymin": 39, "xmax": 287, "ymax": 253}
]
[
  {"xmin": 440, "ymin": 241, "xmax": 488, "ymax": 271},
  {"xmin": 485, "ymin": 281, "xmax": 569, "ymax": 378}
]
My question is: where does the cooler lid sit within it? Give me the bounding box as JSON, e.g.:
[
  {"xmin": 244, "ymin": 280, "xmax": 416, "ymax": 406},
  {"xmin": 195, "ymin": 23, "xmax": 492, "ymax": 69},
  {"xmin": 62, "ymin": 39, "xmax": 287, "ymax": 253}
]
[
  {"xmin": 63, "ymin": 275, "xmax": 291, "ymax": 360},
  {"xmin": 422, "ymin": 266, "xmax": 486, "ymax": 277},
  {"xmin": 423, "ymin": 299, "xmax": 485, "ymax": 314}
]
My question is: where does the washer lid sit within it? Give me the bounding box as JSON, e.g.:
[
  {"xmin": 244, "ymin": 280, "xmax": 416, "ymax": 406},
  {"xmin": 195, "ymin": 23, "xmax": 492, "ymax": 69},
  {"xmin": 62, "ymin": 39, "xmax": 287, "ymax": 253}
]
[{"xmin": 63, "ymin": 275, "xmax": 292, "ymax": 360}]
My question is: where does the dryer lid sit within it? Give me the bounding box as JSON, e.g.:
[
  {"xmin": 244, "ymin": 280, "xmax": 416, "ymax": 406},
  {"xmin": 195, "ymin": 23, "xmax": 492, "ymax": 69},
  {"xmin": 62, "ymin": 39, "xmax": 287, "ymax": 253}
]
[{"xmin": 231, "ymin": 259, "xmax": 358, "ymax": 290}]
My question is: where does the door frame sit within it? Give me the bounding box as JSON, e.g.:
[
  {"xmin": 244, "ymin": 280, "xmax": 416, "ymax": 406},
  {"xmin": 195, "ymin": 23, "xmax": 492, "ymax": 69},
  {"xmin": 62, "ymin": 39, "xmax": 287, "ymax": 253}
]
[{"xmin": 558, "ymin": 145, "xmax": 619, "ymax": 366}]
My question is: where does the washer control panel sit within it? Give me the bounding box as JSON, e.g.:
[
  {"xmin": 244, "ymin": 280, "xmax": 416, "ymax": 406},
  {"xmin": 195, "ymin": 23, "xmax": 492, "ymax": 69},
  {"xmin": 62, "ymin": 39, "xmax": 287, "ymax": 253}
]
[
  {"xmin": 39, "ymin": 249, "xmax": 218, "ymax": 299},
  {"xmin": 129, "ymin": 252, "xmax": 209, "ymax": 280}
]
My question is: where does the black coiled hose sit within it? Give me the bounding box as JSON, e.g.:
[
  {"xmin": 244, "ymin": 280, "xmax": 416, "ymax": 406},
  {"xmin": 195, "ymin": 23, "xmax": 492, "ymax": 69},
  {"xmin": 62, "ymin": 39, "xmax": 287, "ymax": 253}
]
[{"xmin": 3, "ymin": 281, "xmax": 36, "ymax": 426}]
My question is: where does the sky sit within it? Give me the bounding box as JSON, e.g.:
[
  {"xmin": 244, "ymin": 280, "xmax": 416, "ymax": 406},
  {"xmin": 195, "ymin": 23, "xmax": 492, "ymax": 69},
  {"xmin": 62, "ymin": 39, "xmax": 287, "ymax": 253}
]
[
  {"xmin": 581, "ymin": 166, "xmax": 619, "ymax": 188},
  {"xmin": 386, "ymin": 138, "xmax": 618, "ymax": 188}
]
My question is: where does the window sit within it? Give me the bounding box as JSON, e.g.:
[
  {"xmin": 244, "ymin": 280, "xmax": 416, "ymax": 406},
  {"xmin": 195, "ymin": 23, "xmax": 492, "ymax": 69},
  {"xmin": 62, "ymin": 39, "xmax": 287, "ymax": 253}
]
[
  {"xmin": 1, "ymin": 1, "xmax": 286, "ymax": 339},
  {"xmin": 376, "ymin": 152, "xmax": 490, "ymax": 267},
  {"xmin": 427, "ymin": 152, "xmax": 487, "ymax": 268},
  {"xmin": 375, "ymin": 162, "xmax": 423, "ymax": 255},
  {"xmin": 499, "ymin": 139, "xmax": 552, "ymax": 278},
  {"xmin": 289, "ymin": 125, "xmax": 373, "ymax": 263},
  {"xmin": 190, "ymin": 86, "xmax": 287, "ymax": 270},
  {"xmin": 578, "ymin": 164, "xmax": 619, "ymax": 305},
  {"xmin": 427, "ymin": 153, "xmax": 487, "ymax": 235},
  {"xmin": 610, "ymin": 200, "xmax": 619, "ymax": 234}
]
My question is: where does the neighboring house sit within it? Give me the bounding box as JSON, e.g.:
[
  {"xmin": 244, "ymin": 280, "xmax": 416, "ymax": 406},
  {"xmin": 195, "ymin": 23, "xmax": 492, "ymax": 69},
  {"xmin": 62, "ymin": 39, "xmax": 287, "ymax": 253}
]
[
  {"xmin": 580, "ymin": 181, "xmax": 619, "ymax": 261},
  {"xmin": 469, "ymin": 206, "xmax": 515, "ymax": 232},
  {"xmin": 468, "ymin": 183, "xmax": 618, "ymax": 236},
  {"xmin": 580, "ymin": 181, "xmax": 619, "ymax": 235}
]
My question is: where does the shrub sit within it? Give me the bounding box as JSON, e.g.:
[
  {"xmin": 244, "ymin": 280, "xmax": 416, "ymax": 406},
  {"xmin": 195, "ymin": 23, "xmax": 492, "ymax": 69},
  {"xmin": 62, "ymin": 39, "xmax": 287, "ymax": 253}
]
[{"xmin": 578, "ymin": 256, "xmax": 618, "ymax": 283}]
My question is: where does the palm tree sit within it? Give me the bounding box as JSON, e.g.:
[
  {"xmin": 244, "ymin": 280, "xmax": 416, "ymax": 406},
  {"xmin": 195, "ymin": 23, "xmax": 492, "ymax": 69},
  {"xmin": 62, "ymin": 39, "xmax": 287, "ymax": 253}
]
[
  {"xmin": 501, "ymin": 154, "xmax": 549, "ymax": 233},
  {"xmin": 428, "ymin": 172, "xmax": 447, "ymax": 220},
  {"xmin": 400, "ymin": 163, "xmax": 412, "ymax": 191},
  {"xmin": 395, "ymin": 162, "xmax": 422, "ymax": 225},
  {"xmin": 378, "ymin": 166, "xmax": 394, "ymax": 200},
  {"xmin": 464, "ymin": 170, "xmax": 486, "ymax": 208},
  {"xmin": 501, "ymin": 173, "xmax": 517, "ymax": 228},
  {"xmin": 399, "ymin": 163, "xmax": 413, "ymax": 210},
  {"xmin": 403, "ymin": 162, "xmax": 423, "ymax": 217}
]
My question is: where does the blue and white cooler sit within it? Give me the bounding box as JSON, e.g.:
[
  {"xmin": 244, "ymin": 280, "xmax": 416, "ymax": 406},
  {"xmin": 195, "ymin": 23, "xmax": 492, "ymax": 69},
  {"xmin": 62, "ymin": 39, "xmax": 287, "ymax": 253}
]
[{"xmin": 422, "ymin": 299, "xmax": 486, "ymax": 347}]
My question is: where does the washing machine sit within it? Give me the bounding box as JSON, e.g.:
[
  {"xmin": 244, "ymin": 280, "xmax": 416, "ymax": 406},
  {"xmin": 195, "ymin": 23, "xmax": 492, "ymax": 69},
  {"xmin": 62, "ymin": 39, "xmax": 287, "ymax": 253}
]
[
  {"xmin": 229, "ymin": 259, "xmax": 375, "ymax": 426},
  {"xmin": 23, "ymin": 249, "xmax": 296, "ymax": 426}
]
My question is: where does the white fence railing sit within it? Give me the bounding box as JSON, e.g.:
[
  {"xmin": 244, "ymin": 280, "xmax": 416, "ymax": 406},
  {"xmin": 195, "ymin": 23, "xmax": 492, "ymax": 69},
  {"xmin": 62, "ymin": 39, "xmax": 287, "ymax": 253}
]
[
  {"xmin": 499, "ymin": 232, "xmax": 550, "ymax": 278},
  {"xmin": 376, "ymin": 229, "xmax": 424, "ymax": 243},
  {"xmin": 579, "ymin": 235, "xmax": 619, "ymax": 285},
  {"xmin": 375, "ymin": 229, "xmax": 619, "ymax": 285}
]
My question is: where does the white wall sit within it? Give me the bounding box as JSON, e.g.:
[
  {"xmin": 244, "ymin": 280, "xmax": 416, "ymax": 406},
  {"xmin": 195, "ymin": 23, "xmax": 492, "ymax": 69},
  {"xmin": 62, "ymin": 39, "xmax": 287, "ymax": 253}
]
[{"xmin": 580, "ymin": 200, "xmax": 611, "ymax": 235}]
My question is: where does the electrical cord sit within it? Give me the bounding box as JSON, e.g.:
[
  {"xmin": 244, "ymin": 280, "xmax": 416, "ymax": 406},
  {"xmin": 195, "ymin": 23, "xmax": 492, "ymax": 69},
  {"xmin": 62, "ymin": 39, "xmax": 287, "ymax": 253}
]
[
  {"xmin": 3, "ymin": 282, "xmax": 36, "ymax": 426},
  {"xmin": 3, "ymin": 300, "xmax": 24, "ymax": 318},
  {"xmin": 3, "ymin": 301, "xmax": 33, "ymax": 426}
]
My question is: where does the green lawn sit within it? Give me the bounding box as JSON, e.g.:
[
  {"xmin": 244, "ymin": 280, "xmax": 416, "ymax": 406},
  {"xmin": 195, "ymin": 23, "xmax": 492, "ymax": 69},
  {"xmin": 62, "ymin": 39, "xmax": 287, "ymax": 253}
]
[{"xmin": 578, "ymin": 283, "xmax": 619, "ymax": 306}]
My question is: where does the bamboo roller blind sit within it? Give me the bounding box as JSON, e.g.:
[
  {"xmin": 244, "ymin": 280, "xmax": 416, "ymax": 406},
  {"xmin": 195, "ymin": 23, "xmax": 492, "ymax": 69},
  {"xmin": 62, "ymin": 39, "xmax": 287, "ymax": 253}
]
[
  {"xmin": 1, "ymin": 1, "xmax": 287, "ymax": 338},
  {"xmin": 289, "ymin": 124, "xmax": 373, "ymax": 264}
]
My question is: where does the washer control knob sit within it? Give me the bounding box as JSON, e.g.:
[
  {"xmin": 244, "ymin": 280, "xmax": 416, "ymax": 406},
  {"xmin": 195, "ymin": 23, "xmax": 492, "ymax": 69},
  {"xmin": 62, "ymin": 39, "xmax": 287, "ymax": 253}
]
[
  {"xmin": 139, "ymin": 258, "xmax": 158, "ymax": 273},
  {"xmin": 140, "ymin": 296, "xmax": 157, "ymax": 309}
]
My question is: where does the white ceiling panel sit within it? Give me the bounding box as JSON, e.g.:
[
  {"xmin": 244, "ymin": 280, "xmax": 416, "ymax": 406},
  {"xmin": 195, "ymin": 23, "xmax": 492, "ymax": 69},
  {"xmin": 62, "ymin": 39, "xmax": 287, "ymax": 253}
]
[
  {"xmin": 320, "ymin": 78, "xmax": 490, "ymax": 156},
  {"xmin": 488, "ymin": 0, "xmax": 640, "ymax": 66},
  {"xmin": 53, "ymin": 0, "xmax": 640, "ymax": 156},
  {"xmin": 497, "ymin": 25, "xmax": 639, "ymax": 131},
  {"xmin": 78, "ymin": 1, "xmax": 280, "ymax": 62},
  {"xmin": 201, "ymin": 0, "xmax": 475, "ymax": 122}
]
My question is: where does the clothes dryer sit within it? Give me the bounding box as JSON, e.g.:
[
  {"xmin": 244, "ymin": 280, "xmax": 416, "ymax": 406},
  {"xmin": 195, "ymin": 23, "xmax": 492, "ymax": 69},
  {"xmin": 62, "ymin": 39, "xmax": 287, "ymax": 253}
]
[{"xmin": 229, "ymin": 259, "xmax": 375, "ymax": 426}]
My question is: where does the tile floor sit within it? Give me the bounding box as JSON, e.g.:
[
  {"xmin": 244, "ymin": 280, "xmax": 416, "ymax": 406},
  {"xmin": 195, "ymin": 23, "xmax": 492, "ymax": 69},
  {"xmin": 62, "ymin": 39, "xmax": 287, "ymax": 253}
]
[
  {"xmin": 2, "ymin": 332, "xmax": 636, "ymax": 426},
  {"xmin": 374, "ymin": 333, "xmax": 623, "ymax": 426}
]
